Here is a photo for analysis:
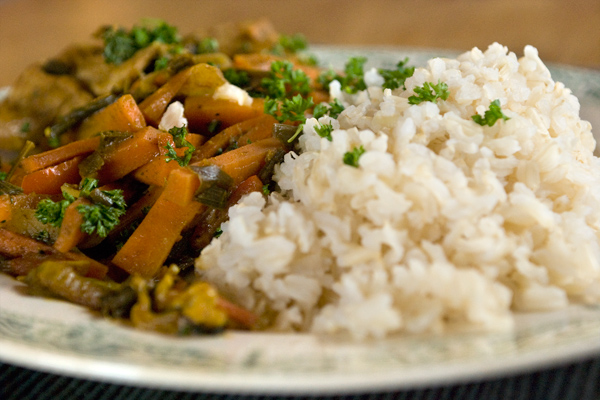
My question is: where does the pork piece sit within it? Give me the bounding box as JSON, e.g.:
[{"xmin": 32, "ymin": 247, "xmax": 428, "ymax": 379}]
[{"xmin": 0, "ymin": 65, "xmax": 93, "ymax": 151}]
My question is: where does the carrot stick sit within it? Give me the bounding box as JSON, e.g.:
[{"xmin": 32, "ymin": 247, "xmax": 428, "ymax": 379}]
[
  {"xmin": 0, "ymin": 195, "xmax": 11, "ymax": 224},
  {"xmin": 184, "ymin": 96, "xmax": 265, "ymax": 135},
  {"xmin": 217, "ymin": 297, "xmax": 257, "ymax": 329},
  {"xmin": 139, "ymin": 67, "xmax": 192, "ymax": 126},
  {"xmin": 192, "ymin": 137, "xmax": 284, "ymax": 185},
  {"xmin": 191, "ymin": 114, "xmax": 276, "ymax": 162},
  {"xmin": 92, "ymin": 126, "xmax": 162, "ymax": 185},
  {"xmin": 21, "ymin": 156, "xmax": 84, "ymax": 195},
  {"xmin": 21, "ymin": 137, "xmax": 101, "ymax": 174},
  {"xmin": 53, "ymin": 198, "xmax": 90, "ymax": 253},
  {"xmin": 132, "ymin": 155, "xmax": 185, "ymax": 187},
  {"xmin": 77, "ymin": 94, "xmax": 146, "ymax": 140},
  {"xmin": 0, "ymin": 228, "xmax": 107, "ymax": 278},
  {"xmin": 112, "ymin": 169, "xmax": 202, "ymax": 278}
]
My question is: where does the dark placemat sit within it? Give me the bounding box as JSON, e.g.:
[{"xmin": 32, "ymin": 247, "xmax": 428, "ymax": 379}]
[{"xmin": 2, "ymin": 356, "xmax": 600, "ymax": 400}]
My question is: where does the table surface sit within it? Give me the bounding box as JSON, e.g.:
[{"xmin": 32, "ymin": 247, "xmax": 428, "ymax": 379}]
[{"xmin": 1, "ymin": 0, "xmax": 600, "ymax": 398}]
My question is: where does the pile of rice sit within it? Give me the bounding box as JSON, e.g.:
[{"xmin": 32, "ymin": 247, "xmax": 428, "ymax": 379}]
[{"xmin": 195, "ymin": 43, "xmax": 600, "ymax": 339}]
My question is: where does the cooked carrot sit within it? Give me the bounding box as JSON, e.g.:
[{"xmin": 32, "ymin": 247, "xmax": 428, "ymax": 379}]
[
  {"xmin": 232, "ymin": 53, "xmax": 322, "ymax": 82},
  {"xmin": 0, "ymin": 195, "xmax": 11, "ymax": 224},
  {"xmin": 217, "ymin": 297, "xmax": 258, "ymax": 329},
  {"xmin": 157, "ymin": 132, "xmax": 206, "ymax": 156},
  {"xmin": 77, "ymin": 94, "xmax": 146, "ymax": 140},
  {"xmin": 184, "ymin": 96, "xmax": 265, "ymax": 134},
  {"xmin": 236, "ymin": 114, "xmax": 277, "ymax": 146},
  {"xmin": 112, "ymin": 169, "xmax": 202, "ymax": 278},
  {"xmin": 192, "ymin": 137, "xmax": 284, "ymax": 185},
  {"xmin": 132, "ymin": 155, "xmax": 185, "ymax": 187},
  {"xmin": 53, "ymin": 198, "xmax": 90, "ymax": 253},
  {"xmin": 21, "ymin": 155, "xmax": 84, "ymax": 195},
  {"xmin": 92, "ymin": 126, "xmax": 162, "ymax": 185},
  {"xmin": 21, "ymin": 136, "xmax": 101, "ymax": 174},
  {"xmin": 0, "ymin": 228, "xmax": 107, "ymax": 279},
  {"xmin": 139, "ymin": 67, "xmax": 192, "ymax": 126},
  {"xmin": 191, "ymin": 114, "xmax": 276, "ymax": 161}
]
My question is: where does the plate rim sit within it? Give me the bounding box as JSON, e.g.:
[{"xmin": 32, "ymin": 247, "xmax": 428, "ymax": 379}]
[{"xmin": 2, "ymin": 45, "xmax": 600, "ymax": 395}]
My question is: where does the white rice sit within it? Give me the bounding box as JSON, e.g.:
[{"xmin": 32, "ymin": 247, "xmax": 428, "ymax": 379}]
[{"xmin": 195, "ymin": 43, "xmax": 600, "ymax": 339}]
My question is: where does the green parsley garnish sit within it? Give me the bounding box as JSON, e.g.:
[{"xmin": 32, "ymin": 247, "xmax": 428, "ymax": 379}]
[
  {"xmin": 408, "ymin": 80, "xmax": 450, "ymax": 105},
  {"xmin": 101, "ymin": 19, "xmax": 180, "ymax": 65},
  {"xmin": 34, "ymin": 191, "xmax": 75, "ymax": 227},
  {"xmin": 0, "ymin": 171, "xmax": 6, "ymax": 182},
  {"xmin": 154, "ymin": 56, "xmax": 170, "ymax": 71},
  {"xmin": 34, "ymin": 178, "xmax": 126, "ymax": 238},
  {"xmin": 379, "ymin": 58, "xmax": 415, "ymax": 90},
  {"xmin": 197, "ymin": 37, "xmax": 219, "ymax": 54},
  {"xmin": 313, "ymin": 98, "xmax": 345, "ymax": 120},
  {"xmin": 471, "ymin": 99, "xmax": 510, "ymax": 126},
  {"xmin": 318, "ymin": 57, "xmax": 367, "ymax": 94},
  {"xmin": 265, "ymin": 94, "xmax": 314, "ymax": 124},
  {"xmin": 164, "ymin": 126, "xmax": 196, "ymax": 166},
  {"xmin": 223, "ymin": 69, "xmax": 250, "ymax": 88},
  {"xmin": 343, "ymin": 145, "xmax": 366, "ymax": 167},
  {"xmin": 262, "ymin": 184, "xmax": 271, "ymax": 196},
  {"xmin": 20, "ymin": 122, "xmax": 30, "ymax": 133},
  {"xmin": 262, "ymin": 61, "xmax": 311, "ymax": 99},
  {"xmin": 314, "ymin": 122, "xmax": 334, "ymax": 141}
]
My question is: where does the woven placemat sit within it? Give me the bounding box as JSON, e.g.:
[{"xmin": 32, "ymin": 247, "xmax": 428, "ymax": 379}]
[{"xmin": 2, "ymin": 356, "xmax": 599, "ymax": 400}]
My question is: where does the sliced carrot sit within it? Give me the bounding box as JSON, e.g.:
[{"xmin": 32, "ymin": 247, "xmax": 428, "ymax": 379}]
[
  {"xmin": 21, "ymin": 137, "xmax": 101, "ymax": 174},
  {"xmin": 21, "ymin": 156, "xmax": 84, "ymax": 195},
  {"xmin": 132, "ymin": 155, "xmax": 185, "ymax": 187},
  {"xmin": 112, "ymin": 169, "xmax": 202, "ymax": 278},
  {"xmin": 77, "ymin": 94, "xmax": 146, "ymax": 140},
  {"xmin": 192, "ymin": 137, "xmax": 284, "ymax": 185},
  {"xmin": 184, "ymin": 96, "xmax": 265, "ymax": 134},
  {"xmin": 0, "ymin": 195, "xmax": 11, "ymax": 224},
  {"xmin": 92, "ymin": 126, "xmax": 162, "ymax": 185},
  {"xmin": 139, "ymin": 67, "xmax": 192, "ymax": 126},
  {"xmin": 191, "ymin": 114, "xmax": 276, "ymax": 162},
  {"xmin": 157, "ymin": 132, "xmax": 206, "ymax": 156},
  {"xmin": 53, "ymin": 198, "xmax": 89, "ymax": 253},
  {"xmin": 232, "ymin": 53, "xmax": 322, "ymax": 82}
]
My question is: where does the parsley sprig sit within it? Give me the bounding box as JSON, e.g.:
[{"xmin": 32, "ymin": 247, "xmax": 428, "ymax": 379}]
[
  {"xmin": 35, "ymin": 178, "xmax": 126, "ymax": 237},
  {"xmin": 101, "ymin": 19, "xmax": 180, "ymax": 65},
  {"xmin": 319, "ymin": 57, "xmax": 368, "ymax": 94},
  {"xmin": 379, "ymin": 58, "xmax": 415, "ymax": 90},
  {"xmin": 472, "ymin": 99, "xmax": 510, "ymax": 126},
  {"xmin": 343, "ymin": 145, "xmax": 366, "ymax": 167},
  {"xmin": 164, "ymin": 126, "xmax": 196, "ymax": 166},
  {"xmin": 408, "ymin": 80, "xmax": 450, "ymax": 105},
  {"xmin": 261, "ymin": 61, "xmax": 311, "ymax": 99},
  {"xmin": 313, "ymin": 98, "xmax": 345, "ymax": 120}
]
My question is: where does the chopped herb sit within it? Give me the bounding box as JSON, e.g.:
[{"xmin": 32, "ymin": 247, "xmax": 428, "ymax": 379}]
[
  {"xmin": 0, "ymin": 172, "xmax": 6, "ymax": 181},
  {"xmin": 223, "ymin": 69, "xmax": 250, "ymax": 88},
  {"xmin": 471, "ymin": 99, "xmax": 510, "ymax": 126},
  {"xmin": 197, "ymin": 37, "xmax": 219, "ymax": 54},
  {"xmin": 262, "ymin": 184, "xmax": 271, "ymax": 195},
  {"xmin": 314, "ymin": 122, "xmax": 333, "ymax": 141},
  {"xmin": 34, "ymin": 178, "xmax": 126, "ymax": 238},
  {"xmin": 298, "ymin": 53, "xmax": 319, "ymax": 66},
  {"xmin": 154, "ymin": 56, "xmax": 170, "ymax": 71},
  {"xmin": 261, "ymin": 61, "xmax": 310, "ymax": 99},
  {"xmin": 164, "ymin": 126, "xmax": 195, "ymax": 166},
  {"xmin": 214, "ymin": 227, "xmax": 223, "ymax": 238},
  {"xmin": 408, "ymin": 80, "xmax": 450, "ymax": 105},
  {"xmin": 34, "ymin": 195, "xmax": 73, "ymax": 228},
  {"xmin": 276, "ymin": 33, "xmax": 308, "ymax": 54},
  {"xmin": 379, "ymin": 58, "xmax": 415, "ymax": 90},
  {"xmin": 318, "ymin": 56, "xmax": 367, "ymax": 94},
  {"xmin": 207, "ymin": 119, "xmax": 221, "ymax": 134},
  {"xmin": 20, "ymin": 122, "xmax": 30, "ymax": 133},
  {"xmin": 313, "ymin": 98, "xmax": 345, "ymax": 119},
  {"xmin": 265, "ymin": 94, "xmax": 314, "ymax": 124},
  {"xmin": 77, "ymin": 198, "xmax": 126, "ymax": 237},
  {"xmin": 33, "ymin": 230, "xmax": 52, "ymax": 245},
  {"xmin": 101, "ymin": 19, "xmax": 180, "ymax": 64},
  {"xmin": 343, "ymin": 145, "xmax": 366, "ymax": 167}
]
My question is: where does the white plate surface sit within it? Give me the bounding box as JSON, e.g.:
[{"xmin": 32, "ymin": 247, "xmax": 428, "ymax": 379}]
[{"xmin": 1, "ymin": 46, "xmax": 600, "ymax": 395}]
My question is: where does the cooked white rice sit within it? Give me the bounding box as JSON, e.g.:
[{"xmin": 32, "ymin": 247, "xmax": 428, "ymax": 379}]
[{"xmin": 195, "ymin": 43, "xmax": 600, "ymax": 339}]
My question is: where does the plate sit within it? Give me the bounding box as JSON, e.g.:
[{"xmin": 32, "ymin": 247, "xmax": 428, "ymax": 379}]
[{"xmin": 1, "ymin": 46, "xmax": 600, "ymax": 395}]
